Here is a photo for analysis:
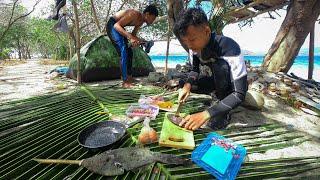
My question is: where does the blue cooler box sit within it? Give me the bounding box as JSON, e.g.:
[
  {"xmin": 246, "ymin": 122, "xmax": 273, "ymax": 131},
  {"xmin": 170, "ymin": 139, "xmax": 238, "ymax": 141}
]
[{"xmin": 191, "ymin": 132, "xmax": 246, "ymax": 180}]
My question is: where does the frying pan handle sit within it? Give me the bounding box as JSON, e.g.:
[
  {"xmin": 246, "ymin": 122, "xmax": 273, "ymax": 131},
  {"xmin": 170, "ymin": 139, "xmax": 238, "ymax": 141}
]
[{"xmin": 126, "ymin": 117, "xmax": 145, "ymax": 128}]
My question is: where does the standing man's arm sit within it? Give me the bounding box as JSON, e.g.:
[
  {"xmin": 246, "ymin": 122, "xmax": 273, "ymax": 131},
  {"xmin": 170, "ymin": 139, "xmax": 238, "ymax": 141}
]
[
  {"xmin": 131, "ymin": 24, "xmax": 142, "ymax": 37},
  {"xmin": 113, "ymin": 11, "xmax": 140, "ymax": 46}
]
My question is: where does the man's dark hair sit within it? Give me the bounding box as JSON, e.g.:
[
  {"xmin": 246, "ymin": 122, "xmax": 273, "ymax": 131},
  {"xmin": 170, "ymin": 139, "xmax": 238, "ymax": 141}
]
[
  {"xmin": 143, "ymin": 5, "xmax": 159, "ymax": 17},
  {"xmin": 174, "ymin": 8, "xmax": 209, "ymax": 37}
]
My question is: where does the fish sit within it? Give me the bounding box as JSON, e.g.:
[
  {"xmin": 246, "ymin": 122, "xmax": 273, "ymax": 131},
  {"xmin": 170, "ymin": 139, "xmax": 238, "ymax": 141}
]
[
  {"xmin": 34, "ymin": 147, "xmax": 191, "ymax": 176},
  {"xmin": 168, "ymin": 114, "xmax": 184, "ymax": 126}
]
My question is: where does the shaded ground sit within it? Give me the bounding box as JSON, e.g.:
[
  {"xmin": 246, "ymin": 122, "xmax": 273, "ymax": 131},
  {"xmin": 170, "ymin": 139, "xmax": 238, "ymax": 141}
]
[
  {"xmin": 0, "ymin": 59, "xmax": 77, "ymax": 102},
  {"xmin": 0, "ymin": 58, "xmax": 319, "ymax": 163}
]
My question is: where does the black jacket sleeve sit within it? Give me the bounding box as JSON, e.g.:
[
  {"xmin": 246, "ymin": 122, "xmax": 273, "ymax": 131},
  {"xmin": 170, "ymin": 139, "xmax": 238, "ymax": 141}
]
[
  {"xmin": 206, "ymin": 75, "xmax": 248, "ymax": 117},
  {"xmin": 186, "ymin": 54, "xmax": 200, "ymax": 85}
]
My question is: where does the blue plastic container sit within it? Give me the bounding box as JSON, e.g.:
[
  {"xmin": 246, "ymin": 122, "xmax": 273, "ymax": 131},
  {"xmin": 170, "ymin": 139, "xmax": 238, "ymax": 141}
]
[{"xmin": 191, "ymin": 132, "xmax": 246, "ymax": 180}]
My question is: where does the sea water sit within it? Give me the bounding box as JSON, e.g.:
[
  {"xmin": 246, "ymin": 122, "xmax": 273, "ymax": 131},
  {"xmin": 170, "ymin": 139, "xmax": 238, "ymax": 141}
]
[{"xmin": 150, "ymin": 55, "xmax": 320, "ymax": 81}]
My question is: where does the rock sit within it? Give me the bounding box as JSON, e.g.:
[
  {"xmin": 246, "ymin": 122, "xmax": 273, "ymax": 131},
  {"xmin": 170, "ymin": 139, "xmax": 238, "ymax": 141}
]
[
  {"xmin": 292, "ymin": 82, "xmax": 300, "ymax": 91},
  {"xmin": 250, "ymin": 81, "xmax": 265, "ymax": 92},
  {"xmin": 166, "ymin": 79, "xmax": 179, "ymax": 88},
  {"xmin": 279, "ymin": 87, "xmax": 289, "ymax": 97},
  {"xmin": 242, "ymin": 90, "xmax": 265, "ymax": 110},
  {"xmin": 247, "ymin": 72, "xmax": 259, "ymax": 84},
  {"xmin": 46, "ymin": 72, "xmax": 59, "ymax": 80},
  {"xmin": 147, "ymin": 72, "xmax": 164, "ymax": 83},
  {"xmin": 166, "ymin": 68, "xmax": 179, "ymax": 80},
  {"xmin": 276, "ymin": 82, "xmax": 292, "ymax": 96},
  {"xmin": 181, "ymin": 63, "xmax": 192, "ymax": 72},
  {"xmin": 268, "ymin": 83, "xmax": 276, "ymax": 92},
  {"xmin": 284, "ymin": 78, "xmax": 293, "ymax": 86},
  {"xmin": 264, "ymin": 72, "xmax": 278, "ymax": 83},
  {"xmin": 175, "ymin": 64, "xmax": 182, "ymax": 71}
]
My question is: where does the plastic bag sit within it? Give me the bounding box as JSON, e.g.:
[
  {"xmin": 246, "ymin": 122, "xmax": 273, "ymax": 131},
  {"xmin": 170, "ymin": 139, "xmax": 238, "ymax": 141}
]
[{"xmin": 138, "ymin": 117, "xmax": 158, "ymax": 145}]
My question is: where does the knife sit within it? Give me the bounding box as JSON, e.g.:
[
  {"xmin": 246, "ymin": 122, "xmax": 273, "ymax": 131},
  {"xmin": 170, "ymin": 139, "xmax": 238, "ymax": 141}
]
[{"xmin": 175, "ymin": 102, "xmax": 183, "ymax": 116}]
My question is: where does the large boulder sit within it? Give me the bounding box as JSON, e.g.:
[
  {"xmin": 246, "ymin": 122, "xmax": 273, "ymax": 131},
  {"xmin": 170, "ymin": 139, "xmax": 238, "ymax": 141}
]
[
  {"xmin": 242, "ymin": 90, "xmax": 265, "ymax": 110},
  {"xmin": 67, "ymin": 35, "xmax": 155, "ymax": 82}
]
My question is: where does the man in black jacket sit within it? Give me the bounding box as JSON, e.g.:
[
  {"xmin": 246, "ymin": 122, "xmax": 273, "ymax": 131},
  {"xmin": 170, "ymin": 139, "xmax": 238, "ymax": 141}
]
[{"xmin": 174, "ymin": 8, "xmax": 248, "ymax": 130}]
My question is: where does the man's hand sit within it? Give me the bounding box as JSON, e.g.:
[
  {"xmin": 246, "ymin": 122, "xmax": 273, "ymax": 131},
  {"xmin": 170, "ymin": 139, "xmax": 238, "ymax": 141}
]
[
  {"xmin": 178, "ymin": 83, "xmax": 191, "ymax": 103},
  {"xmin": 179, "ymin": 111, "xmax": 211, "ymax": 131},
  {"xmin": 130, "ymin": 36, "xmax": 140, "ymax": 47}
]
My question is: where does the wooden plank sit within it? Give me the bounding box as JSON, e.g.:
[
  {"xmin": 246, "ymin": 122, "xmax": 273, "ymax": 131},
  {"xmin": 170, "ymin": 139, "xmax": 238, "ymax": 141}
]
[{"xmin": 159, "ymin": 113, "xmax": 195, "ymax": 150}]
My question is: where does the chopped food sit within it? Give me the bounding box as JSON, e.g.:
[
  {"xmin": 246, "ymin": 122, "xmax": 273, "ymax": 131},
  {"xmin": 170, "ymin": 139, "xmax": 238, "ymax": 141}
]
[
  {"xmin": 138, "ymin": 117, "xmax": 158, "ymax": 145},
  {"xmin": 126, "ymin": 104, "xmax": 159, "ymax": 118},
  {"xmin": 169, "ymin": 136, "xmax": 184, "ymax": 142},
  {"xmin": 150, "ymin": 95, "xmax": 164, "ymax": 102},
  {"xmin": 156, "ymin": 101, "xmax": 174, "ymax": 109},
  {"xmin": 168, "ymin": 114, "xmax": 184, "ymax": 126},
  {"xmin": 132, "ymin": 108, "xmax": 154, "ymax": 114}
]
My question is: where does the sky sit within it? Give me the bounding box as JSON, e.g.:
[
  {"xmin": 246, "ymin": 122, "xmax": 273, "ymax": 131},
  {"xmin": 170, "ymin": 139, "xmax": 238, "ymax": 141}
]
[
  {"xmin": 223, "ymin": 10, "xmax": 320, "ymax": 54},
  {"xmin": 19, "ymin": 0, "xmax": 52, "ymax": 17},
  {"xmin": 18, "ymin": 0, "xmax": 320, "ymax": 54}
]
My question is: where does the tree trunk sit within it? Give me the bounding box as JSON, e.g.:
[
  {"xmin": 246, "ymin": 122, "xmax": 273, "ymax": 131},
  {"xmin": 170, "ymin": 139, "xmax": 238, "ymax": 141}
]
[
  {"xmin": 26, "ymin": 45, "xmax": 31, "ymax": 59},
  {"xmin": 308, "ymin": 22, "xmax": 315, "ymax": 80},
  {"xmin": 262, "ymin": 0, "xmax": 320, "ymax": 73},
  {"xmin": 17, "ymin": 38, "xmax": 22, "ymax": 60},
  {"xmin": 72, "ymin": 0, "xmax": 82, "ymax": 84},
  {"xmin": 165, "ymin": 21, "xmax": 170, "ymax": 74},
  {"xmin": 167, "ymin": 0, "xmax": 188, "ymax": 52},
  {"xmin": 68, "ymin": 25, "xmax": 76, "ymax": 59}
]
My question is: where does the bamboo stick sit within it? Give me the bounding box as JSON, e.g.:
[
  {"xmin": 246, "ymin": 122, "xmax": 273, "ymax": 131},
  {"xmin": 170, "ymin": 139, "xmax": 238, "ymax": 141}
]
[{"xmin": 33, "ymin": 158, "xmax": 82, "ymax": 165}]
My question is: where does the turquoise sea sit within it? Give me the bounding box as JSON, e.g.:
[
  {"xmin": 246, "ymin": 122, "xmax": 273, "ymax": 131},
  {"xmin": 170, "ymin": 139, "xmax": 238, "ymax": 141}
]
[{"xmin": 150, "ymin": 55, "xmax": 320, "ymax": 81}]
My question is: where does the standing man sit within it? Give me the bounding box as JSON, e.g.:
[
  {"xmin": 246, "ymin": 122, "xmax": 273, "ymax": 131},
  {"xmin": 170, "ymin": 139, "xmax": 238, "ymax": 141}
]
[
  {"xmin": 106, "ymin": 5, "xmax": 158, "ymax": 88},
  {"xmin": 174, "ymin": 8, "xmax": 248, "ymax": 130}
]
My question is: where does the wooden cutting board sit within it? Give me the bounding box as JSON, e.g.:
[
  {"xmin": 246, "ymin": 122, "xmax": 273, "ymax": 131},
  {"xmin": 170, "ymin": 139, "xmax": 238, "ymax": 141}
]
[{"xmin": 159, "ymin": 112, "xmax": 195, "ymax": 150}]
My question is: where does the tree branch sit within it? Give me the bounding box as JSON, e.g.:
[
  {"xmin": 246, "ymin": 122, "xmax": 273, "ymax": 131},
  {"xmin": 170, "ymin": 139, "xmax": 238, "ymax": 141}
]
[
  {"xmin": 105, "ymin": 0, "xmax": 113, "ymax": 23},
  {"xmin": 90, "ymin": 0, "xmax": 101, "ymax": 33},
  {"xmin": 229, "ymin": 2, "xmax": 289, "ymax": 24},
  {"xmin": 117, "ymin": 0, "xmax": 128, "ymax": 12},
  {"xmin": 0, "ymin": 0, "xmax": 40, "ymax": 42}
]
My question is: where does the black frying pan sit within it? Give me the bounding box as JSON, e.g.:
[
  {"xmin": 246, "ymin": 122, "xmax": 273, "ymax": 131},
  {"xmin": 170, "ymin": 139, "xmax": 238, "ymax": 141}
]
[{"xmin": 78, "ymin": 119, "xmax": 143, "ymax": 151}]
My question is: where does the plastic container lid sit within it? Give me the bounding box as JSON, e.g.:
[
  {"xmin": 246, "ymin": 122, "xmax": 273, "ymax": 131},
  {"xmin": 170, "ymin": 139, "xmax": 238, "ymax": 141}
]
[
  {"xmin": 126, "ymin": 104, "xmax": 159, "ymax": 119},
  {"xmin": 191, "ymin": 132, "xmax": 246, "ymax": 180}
]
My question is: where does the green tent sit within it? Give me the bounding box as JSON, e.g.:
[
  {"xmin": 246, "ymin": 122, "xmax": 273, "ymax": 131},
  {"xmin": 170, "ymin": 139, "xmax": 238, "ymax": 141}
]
[{"xmin": 67, "ymin": 35, "xmax": 155, "ymax": 82}]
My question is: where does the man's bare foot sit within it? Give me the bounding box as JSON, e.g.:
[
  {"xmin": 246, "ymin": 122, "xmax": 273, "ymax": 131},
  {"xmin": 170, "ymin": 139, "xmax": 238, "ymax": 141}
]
[
  {"xmin": 122, "ymin": 81, "xmax": 134, "ymax": 88},
  {"xmin": 127, "ymin": 76, "xmax": 138, "ymax": 83}
]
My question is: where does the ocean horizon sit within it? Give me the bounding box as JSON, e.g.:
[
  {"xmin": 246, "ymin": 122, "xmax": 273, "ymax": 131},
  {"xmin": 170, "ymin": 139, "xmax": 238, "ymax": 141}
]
[{"xmin": 150, "ymin": 55, "xmax": 320, "ymax": 81}]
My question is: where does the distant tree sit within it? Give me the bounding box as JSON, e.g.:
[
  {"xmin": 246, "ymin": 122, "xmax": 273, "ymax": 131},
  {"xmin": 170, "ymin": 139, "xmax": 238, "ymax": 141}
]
[
  {"xmin": 28, "ymin": 18, "xmax": 69, "ymax": 59},
  {"xmin": 0, "ymin": 0, "xmax": 40, "ymax": 43}
]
